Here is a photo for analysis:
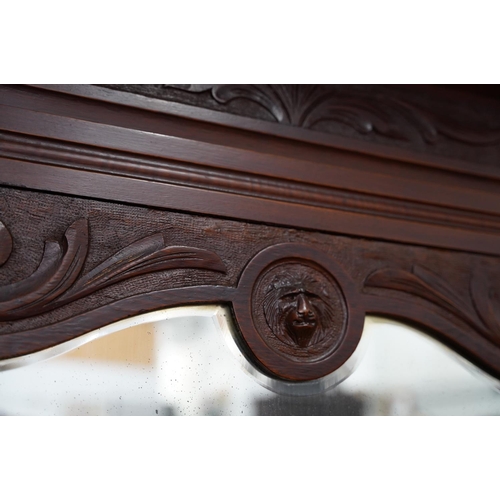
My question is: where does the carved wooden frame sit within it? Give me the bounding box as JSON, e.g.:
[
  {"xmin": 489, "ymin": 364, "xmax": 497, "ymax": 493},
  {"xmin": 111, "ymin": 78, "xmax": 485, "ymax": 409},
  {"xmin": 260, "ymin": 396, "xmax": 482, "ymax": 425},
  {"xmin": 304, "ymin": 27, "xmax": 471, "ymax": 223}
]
[{"xmin": 1, "ymin": 84, "xmax": 500, "ymax": 383}]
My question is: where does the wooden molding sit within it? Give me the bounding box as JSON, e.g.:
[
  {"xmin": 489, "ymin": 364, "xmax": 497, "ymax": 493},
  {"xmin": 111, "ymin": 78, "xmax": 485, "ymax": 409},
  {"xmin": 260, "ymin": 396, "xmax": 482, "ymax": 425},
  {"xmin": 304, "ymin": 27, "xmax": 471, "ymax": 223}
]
[
  {"xmin": 1, "ymin": 131, "xmax": 499, "ymax": 241},
  {"xmin": 1, "ymin": 187, "xmax": 500, "ymax": 382},
  {"xmin": 1, "ymin": 84, "xmax": 500, "ymax": 383},
  {"xmin": 87, "ymin": 84, "xmax": 500, "ymax": 175},
  {"xmin": 2, "ymin": 85, "xmax": 500, "ymax": 256},
  {"xmin": 127, "ymin": 84, "xmax": 500, "ymax": 146},
  {"xmin": 11, "ymin": 84, "xmax": 500, "ymax": 179}
]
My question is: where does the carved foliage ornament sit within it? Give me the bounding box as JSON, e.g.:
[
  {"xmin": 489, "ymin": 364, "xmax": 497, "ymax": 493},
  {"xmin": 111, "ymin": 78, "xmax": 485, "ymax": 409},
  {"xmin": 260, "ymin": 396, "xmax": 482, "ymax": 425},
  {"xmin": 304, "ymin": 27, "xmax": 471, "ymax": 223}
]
[
  {"xmin": 365, "ymin": 264, "xmax": 500, "ymax": 347},
  {"xmin": 0, "ymin": 220, "xmax": 12, "ymax": 267},
  {"xmin": 0, "ymin": 218, "xmax": 226, "ymax": 321},
  {"xmin": 4, "ymin": 210, "xmax": 500, "ymax": 383},
  {"xmin": 0, "ymin": 214, "xmax": 364, "ymax": 382},
  {"xmin": 161, "ymin": 85, "xmax": 500, "ymax": 146}
]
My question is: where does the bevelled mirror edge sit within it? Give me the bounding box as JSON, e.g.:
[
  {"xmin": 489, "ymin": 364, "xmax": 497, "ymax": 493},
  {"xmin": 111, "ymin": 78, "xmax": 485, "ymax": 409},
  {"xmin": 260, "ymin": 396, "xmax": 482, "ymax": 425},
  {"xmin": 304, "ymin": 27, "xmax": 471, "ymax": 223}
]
[{"xmin": 2, "ymin": 307, "xmax": 500, "ymax": 400}]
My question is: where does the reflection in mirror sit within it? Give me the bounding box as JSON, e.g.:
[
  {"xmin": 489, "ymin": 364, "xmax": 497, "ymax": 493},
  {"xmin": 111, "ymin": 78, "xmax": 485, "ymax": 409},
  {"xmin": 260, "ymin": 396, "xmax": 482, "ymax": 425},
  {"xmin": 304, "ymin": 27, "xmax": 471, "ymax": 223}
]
[{"xmin": 1, "ymin": 308, "xmax": 500, "ymax": 415}]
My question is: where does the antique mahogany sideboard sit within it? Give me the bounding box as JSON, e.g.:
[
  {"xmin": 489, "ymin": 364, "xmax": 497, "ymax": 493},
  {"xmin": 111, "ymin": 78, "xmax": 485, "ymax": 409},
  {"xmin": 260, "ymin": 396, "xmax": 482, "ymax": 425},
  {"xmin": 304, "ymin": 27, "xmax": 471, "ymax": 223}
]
[{"xmin": 1, "ymin": 84, "xmax": 500, "ymax": 385}]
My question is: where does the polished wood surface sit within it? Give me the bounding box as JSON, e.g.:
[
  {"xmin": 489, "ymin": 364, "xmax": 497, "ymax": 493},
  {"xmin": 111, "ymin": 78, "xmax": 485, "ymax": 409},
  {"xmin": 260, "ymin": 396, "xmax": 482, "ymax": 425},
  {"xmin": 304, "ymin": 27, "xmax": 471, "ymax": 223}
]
[
  {"xmin": 1, "ymin": 85, "xmax": 500, "ymax": 255},
  {"xmin": 1, "ymin": 186, "xmax": 500, "ymax": 381},
  {"xmin": 1, "ymin": 84, "xmax": 499, "ymax": 382}
]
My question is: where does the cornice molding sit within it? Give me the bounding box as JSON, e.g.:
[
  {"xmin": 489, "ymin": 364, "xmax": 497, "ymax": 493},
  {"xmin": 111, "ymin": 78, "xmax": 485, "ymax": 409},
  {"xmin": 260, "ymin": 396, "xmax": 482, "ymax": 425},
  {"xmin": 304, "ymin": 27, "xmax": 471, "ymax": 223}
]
[{"xmin": 2, "ymin": 130, "xmax": 500, "ymax": 256}]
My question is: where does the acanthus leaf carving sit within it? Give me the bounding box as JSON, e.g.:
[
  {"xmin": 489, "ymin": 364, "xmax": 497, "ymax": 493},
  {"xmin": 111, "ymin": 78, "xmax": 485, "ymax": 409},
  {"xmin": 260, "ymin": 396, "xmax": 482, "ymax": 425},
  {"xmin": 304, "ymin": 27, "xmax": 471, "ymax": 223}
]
[
  {"xmin": 66, "ymin": 232, "xmax": 226, "ymax": 302},
  {"xmin": 0, "ymin": 219, "xmax": 89, "ymax": 319},
  {"xmin": 0, "ymin": 219, "xmax": 226, "ymax": 321},
  {"xmin": 169, "ymin": 84, "xmax": 406, "ymax": 134},
  {"xmin": 163, "ymin": 84, "xmax": 500, "ymax": 147},
  {"xmin": 0, "ymin": 220, "xmax": 13, "ymax": 267},
  {"xmin": 364, "ymin": 264, "xmax": 500, "ymax": 346}
]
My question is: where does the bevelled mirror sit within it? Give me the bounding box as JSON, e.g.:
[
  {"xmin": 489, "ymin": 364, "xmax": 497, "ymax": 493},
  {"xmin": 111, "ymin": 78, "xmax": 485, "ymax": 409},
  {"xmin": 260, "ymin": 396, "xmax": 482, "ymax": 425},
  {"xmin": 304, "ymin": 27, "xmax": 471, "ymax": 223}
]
[
  {"xmin": 2, "ymin": 84, "xmax": 500, "ymax": 417},
  {"xmin": 2, "ymin": 308, "xmax": 499, "ymax": 416}
]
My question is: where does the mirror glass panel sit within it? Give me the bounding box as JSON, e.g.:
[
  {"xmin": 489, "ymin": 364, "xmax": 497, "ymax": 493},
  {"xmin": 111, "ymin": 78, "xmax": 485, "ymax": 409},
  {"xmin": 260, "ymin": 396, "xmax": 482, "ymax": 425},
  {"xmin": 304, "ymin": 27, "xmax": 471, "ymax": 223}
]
[{"xmin": 1, "ymin": 308, "xmax": 499, "ymax": 416}]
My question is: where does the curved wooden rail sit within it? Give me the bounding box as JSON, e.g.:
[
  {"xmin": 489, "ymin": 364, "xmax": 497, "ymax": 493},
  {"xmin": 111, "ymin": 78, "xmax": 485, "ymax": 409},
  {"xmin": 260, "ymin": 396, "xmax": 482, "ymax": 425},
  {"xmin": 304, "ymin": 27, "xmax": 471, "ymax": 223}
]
[{"xmin": 1, "ymin": 84, "xmax": 500, "ymax": 383}]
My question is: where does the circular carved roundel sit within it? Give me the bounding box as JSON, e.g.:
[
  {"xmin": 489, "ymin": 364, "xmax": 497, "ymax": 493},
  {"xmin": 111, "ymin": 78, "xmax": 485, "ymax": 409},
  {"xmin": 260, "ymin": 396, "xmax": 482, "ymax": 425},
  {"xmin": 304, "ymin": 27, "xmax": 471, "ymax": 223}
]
[
  {"xmin": 253, "ymin": 261, "xmax": 346, "ymax": 359},
  {"xmin": 233, "ymin": 244, "xmax": 364, "ymax": 382}
]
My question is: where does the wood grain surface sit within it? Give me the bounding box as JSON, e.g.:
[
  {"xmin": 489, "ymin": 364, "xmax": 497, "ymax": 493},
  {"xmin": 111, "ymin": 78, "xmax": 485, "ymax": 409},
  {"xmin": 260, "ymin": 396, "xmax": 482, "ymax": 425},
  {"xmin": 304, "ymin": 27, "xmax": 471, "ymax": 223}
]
[
  {"xmin": 2, "ymin": 85, "xmax": 500, "ymax": 256},
  {"xmin": 1, "ymin": 84, "xmax": 500, "ymax": 383},
  {"xmin": 1, "ymin": 186, "xmax": 500, "ymax": 381}
]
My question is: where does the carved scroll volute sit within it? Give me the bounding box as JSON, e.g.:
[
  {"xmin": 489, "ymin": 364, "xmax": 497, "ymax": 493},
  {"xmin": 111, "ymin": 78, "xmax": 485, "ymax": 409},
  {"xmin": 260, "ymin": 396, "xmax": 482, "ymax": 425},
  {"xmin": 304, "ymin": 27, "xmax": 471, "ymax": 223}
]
[
  {"xmin": 364, "ymin": 264, "xmax": 500, "ymax": 348},
  {"xmin": 0, "ymin": 218, "xmax": 227, "ymax": 322},
  {"xmin": 232, "ymin": 244, "xmax": 364, "ymax": 382},
  {"xmin": 0, "ymin": 220, "xmax": 12, "ymax": 267}
]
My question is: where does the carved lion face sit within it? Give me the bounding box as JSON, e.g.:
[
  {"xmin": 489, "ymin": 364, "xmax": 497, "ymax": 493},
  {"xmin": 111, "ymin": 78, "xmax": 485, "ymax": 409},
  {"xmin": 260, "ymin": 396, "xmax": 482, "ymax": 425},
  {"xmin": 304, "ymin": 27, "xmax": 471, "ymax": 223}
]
[{"xmin": 262, "ymin": 270, "xmax": 336, "ymax": 348}]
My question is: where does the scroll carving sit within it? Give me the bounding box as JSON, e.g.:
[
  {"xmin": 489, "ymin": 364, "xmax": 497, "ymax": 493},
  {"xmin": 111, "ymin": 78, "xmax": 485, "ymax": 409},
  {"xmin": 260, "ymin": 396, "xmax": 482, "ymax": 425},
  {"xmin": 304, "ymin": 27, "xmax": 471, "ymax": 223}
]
[
  {"xmin": 181, "ymin": 84, "xmax": 500, "ymax": 146},
  {"xmin": 170, "ymin": 84, "xmax": 416, "ymax": 139},
  {"xmin": 364, "ymin": 264, "xmax": 500, "ymax": 346},
  {"xmin": 104, "ymin": 84, "xmax": 500, "ymax": 147},
  {"xmin": 0, "ymin": 218, "xmax": 226, "ymax": 321},
  {"xmin": 0, "ymin": 219, "xmax": 89, "ymax": 321},
  {"xmin": 3, "ymin": 187, "xmax": 500, "ymax": 383},
  {"xmin": 0, "ymin": 220, "xmax": 12, "ymax": 267}
]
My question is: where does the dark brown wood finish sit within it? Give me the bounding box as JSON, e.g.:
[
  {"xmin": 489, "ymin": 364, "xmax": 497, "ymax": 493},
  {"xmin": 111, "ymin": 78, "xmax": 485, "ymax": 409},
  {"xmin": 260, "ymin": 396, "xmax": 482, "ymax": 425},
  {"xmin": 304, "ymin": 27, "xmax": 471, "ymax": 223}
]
[
  {"xmin": 1, "ymin": 84, "xmax": 500, "ymax": 383},
  {"xmin": 1, "ymin": 186, "xmax": 500, "ymax": 381}
]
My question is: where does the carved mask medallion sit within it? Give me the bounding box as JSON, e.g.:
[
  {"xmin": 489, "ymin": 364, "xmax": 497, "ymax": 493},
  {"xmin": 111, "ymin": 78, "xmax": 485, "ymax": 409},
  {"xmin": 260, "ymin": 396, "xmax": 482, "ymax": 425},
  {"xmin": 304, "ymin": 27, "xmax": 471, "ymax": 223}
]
[
  {"xmin": 252, "ymin": 261, "xmax": 347, "ymax": 362},
  {"xmin": 262, "ymin": 269, "xmax": 336, "ymax": 349}
]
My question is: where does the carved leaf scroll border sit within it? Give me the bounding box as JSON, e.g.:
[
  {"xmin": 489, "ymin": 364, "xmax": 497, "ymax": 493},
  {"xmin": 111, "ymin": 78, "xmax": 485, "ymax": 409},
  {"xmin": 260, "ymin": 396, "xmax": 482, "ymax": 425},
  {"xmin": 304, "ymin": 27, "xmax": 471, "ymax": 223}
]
[
  {"xmin": 364, "ymin": 264, "xmax": 500, "ymax": 346},
  {"xmin": 165, "ymin": 84, "xmax": 500, "ymax": 147},
  {"xmin": 0, "ymin": 218, "xmax": 226, "ymax": 321},
  {"xmin": 0, "ymin": 220, "xmax": 13, "ymax": 267}
]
